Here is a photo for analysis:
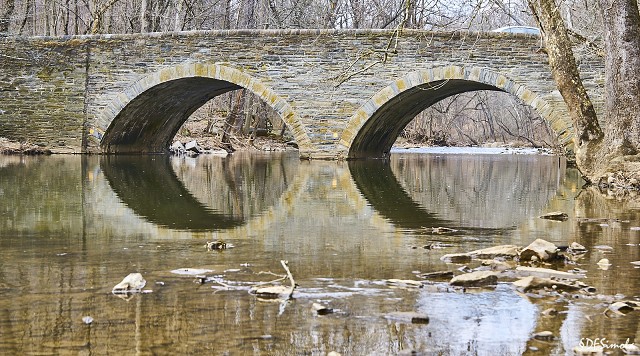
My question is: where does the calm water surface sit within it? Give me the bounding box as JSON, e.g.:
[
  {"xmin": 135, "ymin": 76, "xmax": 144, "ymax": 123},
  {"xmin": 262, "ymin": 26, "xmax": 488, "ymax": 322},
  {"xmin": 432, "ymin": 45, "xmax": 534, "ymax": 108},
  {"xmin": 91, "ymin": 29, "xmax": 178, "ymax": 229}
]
[{"xmin": 0, "ymin": 151, "xmax": 638, "ymax": 355}]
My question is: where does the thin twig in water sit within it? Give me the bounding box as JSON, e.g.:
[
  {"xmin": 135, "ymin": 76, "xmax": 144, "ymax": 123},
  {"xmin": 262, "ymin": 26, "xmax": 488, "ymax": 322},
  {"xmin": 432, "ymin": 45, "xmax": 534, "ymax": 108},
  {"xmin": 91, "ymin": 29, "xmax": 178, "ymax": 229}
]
[{"xmin": 280, "ymin": 260, "xmax": 296, "ymax": 299}]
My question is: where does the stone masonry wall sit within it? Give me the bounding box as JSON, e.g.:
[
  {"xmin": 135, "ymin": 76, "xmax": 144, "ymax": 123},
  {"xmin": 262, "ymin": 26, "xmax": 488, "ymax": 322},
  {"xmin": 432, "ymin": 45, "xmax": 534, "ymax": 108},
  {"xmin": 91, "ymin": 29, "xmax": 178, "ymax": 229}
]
[{"xmin": 0, "ymin": 29, "xmax": 605, "ymax": 157}]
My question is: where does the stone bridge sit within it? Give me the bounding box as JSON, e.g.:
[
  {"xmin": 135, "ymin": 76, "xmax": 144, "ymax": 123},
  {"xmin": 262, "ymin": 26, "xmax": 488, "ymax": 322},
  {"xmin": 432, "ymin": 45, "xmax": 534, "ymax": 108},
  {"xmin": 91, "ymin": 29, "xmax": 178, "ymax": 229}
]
[{"xmin": 0, "ymin": 29, "xmax": 604, "ymax": 158}]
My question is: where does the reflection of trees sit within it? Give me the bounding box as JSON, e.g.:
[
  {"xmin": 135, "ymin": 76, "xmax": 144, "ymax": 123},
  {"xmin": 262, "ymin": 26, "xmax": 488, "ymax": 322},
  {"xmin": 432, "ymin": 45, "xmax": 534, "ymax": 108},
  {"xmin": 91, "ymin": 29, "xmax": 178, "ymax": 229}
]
[
  {"xmin": 171, "ymin": 152, "xmax": 298, "ymax": 222},
  {"xmin": 0, "ymin": 156, "xmax": 83, "ymax": 235},
  {"xmin": 350, "ymin": 154, "xmax": 564, "ymax": 234},
  {"xmin": 390, "ymin": 153, "xmax": 564, "ymax": 229},
  {"xmin": 571, "ymin": 187, "xmax": 640, "ymax": 346}
]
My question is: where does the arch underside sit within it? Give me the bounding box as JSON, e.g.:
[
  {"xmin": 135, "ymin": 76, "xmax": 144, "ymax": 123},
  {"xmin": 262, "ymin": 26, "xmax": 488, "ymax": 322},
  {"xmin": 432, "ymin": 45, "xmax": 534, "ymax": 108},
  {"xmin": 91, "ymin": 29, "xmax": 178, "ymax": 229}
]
[
  {"xmin": 101, "ymin": 77, "xmax": 240, "ymax": 153},
  {"xmin": 348, "ymin": 79, "xmax": 502, "ymax": 159}
]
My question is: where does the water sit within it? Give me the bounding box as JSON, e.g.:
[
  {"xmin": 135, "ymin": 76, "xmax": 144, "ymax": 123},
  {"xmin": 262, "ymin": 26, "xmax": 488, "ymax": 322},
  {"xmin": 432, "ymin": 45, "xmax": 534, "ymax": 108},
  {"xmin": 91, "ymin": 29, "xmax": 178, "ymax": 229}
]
[{"xmin": 0, "ymin": 151, "xmax": 638, "ymax": 355}]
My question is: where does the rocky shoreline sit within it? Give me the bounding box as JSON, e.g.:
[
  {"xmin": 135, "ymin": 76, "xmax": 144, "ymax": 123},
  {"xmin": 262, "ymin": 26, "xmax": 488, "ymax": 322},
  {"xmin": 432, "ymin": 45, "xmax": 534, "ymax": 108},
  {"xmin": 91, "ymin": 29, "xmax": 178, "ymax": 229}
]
[{"xmin": 0, "ymin": 137, "xmax": 52, "ymax": 155}]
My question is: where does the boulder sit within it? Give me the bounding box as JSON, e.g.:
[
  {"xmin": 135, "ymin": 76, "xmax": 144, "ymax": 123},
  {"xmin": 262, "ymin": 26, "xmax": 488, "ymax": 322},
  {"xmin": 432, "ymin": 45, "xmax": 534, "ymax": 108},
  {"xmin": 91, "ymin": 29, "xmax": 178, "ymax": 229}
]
[
  {"xmin": 185, "ymin": 140, "xmax": 201, "ymax": 153},
  {"xmin": 519, "ymin": 239, "xmax": 559, "ymax": 262},
  {"xmin": 449, "ymin": 271, "xmax": 498, "ymax": 287},
  {"xmin": 170, "ymin": 141, "xmax": 185, "ymax": 152}
]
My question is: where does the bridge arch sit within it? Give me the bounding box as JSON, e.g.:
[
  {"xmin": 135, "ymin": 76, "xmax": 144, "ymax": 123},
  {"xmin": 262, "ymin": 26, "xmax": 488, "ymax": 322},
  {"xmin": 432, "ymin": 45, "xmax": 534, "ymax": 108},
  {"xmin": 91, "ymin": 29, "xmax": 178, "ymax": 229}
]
[
  {"xmin": 339, "ymin": 66, "xmax": 575, "ymax": 159},
  {"xmin": 96, "ymin": 62, "xmax": 312, "ymax": 153}
]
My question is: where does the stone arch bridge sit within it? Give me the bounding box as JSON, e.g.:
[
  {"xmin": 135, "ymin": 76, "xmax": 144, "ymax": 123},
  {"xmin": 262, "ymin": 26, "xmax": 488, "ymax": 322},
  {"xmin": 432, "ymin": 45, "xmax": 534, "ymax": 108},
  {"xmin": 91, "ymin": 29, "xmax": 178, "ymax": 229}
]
[{"xmin": 0, "ymin": 29, "xmax": 604, "ymax": 159}]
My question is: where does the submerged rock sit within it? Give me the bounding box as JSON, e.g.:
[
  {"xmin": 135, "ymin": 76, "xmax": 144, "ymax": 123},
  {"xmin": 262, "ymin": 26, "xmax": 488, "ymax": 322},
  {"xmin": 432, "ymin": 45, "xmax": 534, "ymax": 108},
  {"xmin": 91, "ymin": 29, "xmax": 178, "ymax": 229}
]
[
  {"xmin": 449, "ymin": 271, "xmax": 498, "ymax": 287},
  {"xmin": 385, "ymin": 311, "xmax": 429, "ymax": 324},
  {"xmin": 512, "ymin": 276, "xmax": 581, "ymax": 292},
  {"xmin": 112, "ymin": 273, "xmax": 146, "ymax": 294},
  {"xmin": 532, "ymin": 331, "xmax": 554, "ymax": 341},
  {"xmin": 251, "ymin": 285, "xmax": 293, "ymax": 299},
  {"xmin": 515, "ymin": 266, "xmax": 585, "ymax": 280},
  {"xmin": 417, "ymin": 270, "xmax": 454, "ymax": 280},
  {"xmin": 429, "ymin": 227, "xmax": 458, "ymax": 234},
  {"xmin": 572, "ymin": 345, "xmax": 603, "ymax": 356},
  {"xmin": 386, "ymin": 279, "xmax": 424, "ymax": 288}
]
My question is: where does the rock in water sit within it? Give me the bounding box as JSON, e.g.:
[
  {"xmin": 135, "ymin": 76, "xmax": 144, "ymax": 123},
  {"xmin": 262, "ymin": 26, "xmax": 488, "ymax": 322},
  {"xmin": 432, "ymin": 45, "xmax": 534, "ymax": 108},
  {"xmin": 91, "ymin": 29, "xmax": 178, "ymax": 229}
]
[
  {"xmin": 512, "ymin": 276, "xmax": 581, "ymax": 292},
  {"xmin": 170, "ymin": 141, "xmax": 185, "ymax": 153},
  {"xmin": 449, "ymin": 271, "xmax": 498, "ymax": 287},
  {"xmin": 112, "ymin": 273, "xmax": 146, "ymax": 294},
  {"xmin": 185, "ymin": 140, "xmax": 201, "ymax": 153},
  {"xmin": 539, "ymin": 211, "xmax": 569, "ymax": 221},
  {"xmin": 440, "ymin": 245, "xmax": 520, "ymax": 262},
  {"xmin": 520, "ymin": 239, "xmax": 559, "ymax": 262},
  {"xmin": 312, "ymin": 303, "xmax": 334, "ymax": 315}
]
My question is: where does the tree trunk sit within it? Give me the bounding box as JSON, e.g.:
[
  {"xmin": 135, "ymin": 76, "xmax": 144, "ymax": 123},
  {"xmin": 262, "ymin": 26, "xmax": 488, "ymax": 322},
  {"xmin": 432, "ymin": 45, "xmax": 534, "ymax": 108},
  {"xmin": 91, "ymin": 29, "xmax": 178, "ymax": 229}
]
[
  {"xmin": 0, "ymin": 0, "xmax": 15, "ymax": 33},
  {"xmin": 221, "ymin": 90, "xmax": 246, "ymax": 152},
  {"xmin": 528, "ymin": 0, "xmax": 604, "ymax": 180},
  {"xmin": 598, "ymin": 0, "xmax": 640, "ymax": 155}
]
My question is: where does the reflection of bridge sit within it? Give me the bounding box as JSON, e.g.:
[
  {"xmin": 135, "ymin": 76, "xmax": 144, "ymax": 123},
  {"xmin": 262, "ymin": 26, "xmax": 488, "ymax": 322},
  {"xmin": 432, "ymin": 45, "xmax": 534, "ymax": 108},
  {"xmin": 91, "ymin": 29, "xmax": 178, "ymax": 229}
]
[
  {"xmin": 0, "ymin": 30, "xmax": 603, "ymax": 158},
  {"xmin": 101, "ymin": 156, "xmax": 244, "ymax": 231},
  {"xmin": 96, "ymin": 153, "xmax": 562, "ymax": 236}
]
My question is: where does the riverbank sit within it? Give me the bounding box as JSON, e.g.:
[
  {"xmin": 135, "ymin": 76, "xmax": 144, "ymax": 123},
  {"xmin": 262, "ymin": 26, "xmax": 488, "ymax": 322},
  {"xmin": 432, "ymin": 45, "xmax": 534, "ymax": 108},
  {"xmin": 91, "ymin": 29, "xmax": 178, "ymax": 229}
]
[{"xmin": 0, "ymin": 137, "xmax": 51, "ymax": 155}]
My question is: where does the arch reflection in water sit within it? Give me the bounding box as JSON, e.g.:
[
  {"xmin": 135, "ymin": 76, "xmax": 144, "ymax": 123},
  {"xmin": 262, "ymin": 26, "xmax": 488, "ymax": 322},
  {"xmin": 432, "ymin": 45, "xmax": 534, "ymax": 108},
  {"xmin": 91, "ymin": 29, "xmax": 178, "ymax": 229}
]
[
  {"xmin": 349, "ymin": 152, "xmax": 565, "ymax": 233},
  {"xmin": 348, "ymin": 159, "xmax": 453, "ymax": 230},
  {"xmin": 100, "ymin": 153, "xmax": 298, "ymax": 231}
]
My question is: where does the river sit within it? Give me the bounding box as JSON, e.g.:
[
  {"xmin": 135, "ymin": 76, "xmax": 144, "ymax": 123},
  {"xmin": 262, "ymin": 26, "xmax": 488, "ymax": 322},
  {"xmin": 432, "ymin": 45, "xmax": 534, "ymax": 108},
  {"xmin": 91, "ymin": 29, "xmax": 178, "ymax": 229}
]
[{"xmin": 0, "ymin": 150, "xmax": 638, "ymax": 355}]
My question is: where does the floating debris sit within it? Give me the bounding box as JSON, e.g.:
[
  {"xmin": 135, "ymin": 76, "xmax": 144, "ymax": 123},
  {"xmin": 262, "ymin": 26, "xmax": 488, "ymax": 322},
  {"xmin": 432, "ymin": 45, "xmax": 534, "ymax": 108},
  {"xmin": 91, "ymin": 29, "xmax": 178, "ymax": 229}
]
[
  {"xmin": 82, "ymin": 316, "xmax": 94, "ymax": 325},
  {"xmin": 250, "ymin": 260, "xmax": 296, "ymax": 300}
]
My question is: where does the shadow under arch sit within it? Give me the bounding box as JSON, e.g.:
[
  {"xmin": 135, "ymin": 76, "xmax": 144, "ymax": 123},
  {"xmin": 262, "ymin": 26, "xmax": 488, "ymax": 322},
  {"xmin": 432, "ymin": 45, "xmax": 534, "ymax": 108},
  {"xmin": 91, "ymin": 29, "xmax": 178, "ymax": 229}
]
[
  {"xmin": 101, "ymin": 155, "xmax": 245, "ymax": 231},
  {"xmin": 97, "ymin": 63, "xmax": 312, "ymax": 153},
  {"xmin": 348, "ymin": 159, "xmax": 453, "ymax": 230},
  {"xmin": 340, "ymin": 66, "xmax": 574, "ymax": 159}
]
